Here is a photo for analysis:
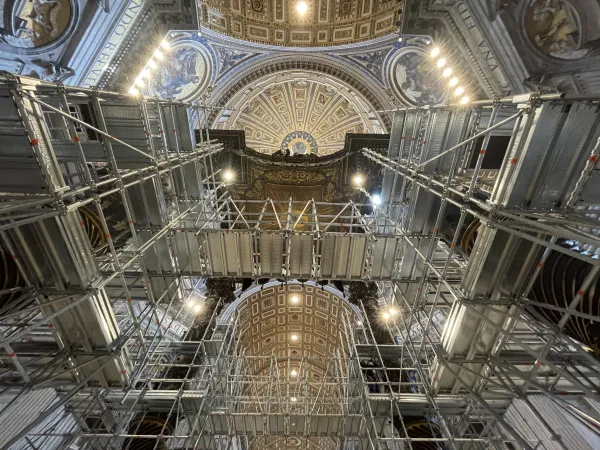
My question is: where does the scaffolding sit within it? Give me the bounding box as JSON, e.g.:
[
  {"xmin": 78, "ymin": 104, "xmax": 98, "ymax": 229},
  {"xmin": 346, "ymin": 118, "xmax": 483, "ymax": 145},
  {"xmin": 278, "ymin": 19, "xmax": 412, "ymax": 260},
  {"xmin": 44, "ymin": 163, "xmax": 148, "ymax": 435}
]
[{"xmin": 0, "ymin": 75, "xmax": 598, "ymax": 450}]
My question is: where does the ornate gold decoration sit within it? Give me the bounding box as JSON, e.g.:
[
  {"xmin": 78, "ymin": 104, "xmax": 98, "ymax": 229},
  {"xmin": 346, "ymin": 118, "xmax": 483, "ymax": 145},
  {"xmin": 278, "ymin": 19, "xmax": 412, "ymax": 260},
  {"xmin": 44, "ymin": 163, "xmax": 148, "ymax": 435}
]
[
  {"xmin": 217, "ymin": 76, "xmax": 376, "ymax": 156},
  {"xmin": 202, "ymin": 0, "xmax": 402, "ymax": 47},
  {"xmin": 236, "ymin": 284, "xmax": 356, "ymax": 379}
]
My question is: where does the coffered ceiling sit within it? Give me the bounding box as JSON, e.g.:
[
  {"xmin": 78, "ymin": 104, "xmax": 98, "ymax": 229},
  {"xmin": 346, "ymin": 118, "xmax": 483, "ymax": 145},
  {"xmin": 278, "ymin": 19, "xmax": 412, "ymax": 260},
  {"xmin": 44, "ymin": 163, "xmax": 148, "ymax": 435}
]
[
  {"xmin": 200, "ymin": 0, "xmax": 402, "ymax": 47},
  {"xmin": 216, "ymin": 71, "xmax": 382, "ymax": 156},
  {"xmin": 236, "ymin": 284, "xmax": 357, "ymax": 378}
]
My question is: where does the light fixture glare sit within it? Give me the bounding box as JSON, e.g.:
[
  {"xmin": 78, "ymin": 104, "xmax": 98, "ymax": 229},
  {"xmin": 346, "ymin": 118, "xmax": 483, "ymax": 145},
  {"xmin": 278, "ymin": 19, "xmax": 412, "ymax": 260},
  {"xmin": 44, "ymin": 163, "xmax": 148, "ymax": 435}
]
[
  {"xmin": 436, "ymin": 58, "xmax": 447, "ymax": 68},
  {"xmin": 296, "ymin": 1, "xmax": 308, "ymax": 15},
  {"xmin": 442, "ymin": 68, "xmax": 452, "ymax": 78},
  {"xmin": 449, "ymin": 77, "xmax": 459, "ymax": 87},
  {"xmin": 431, "ymin": 47, "xmax": 440, "ymax": 57},
  {"xmin": 455, "ymin": 87, "xmax": 465, "ymax": 96}
]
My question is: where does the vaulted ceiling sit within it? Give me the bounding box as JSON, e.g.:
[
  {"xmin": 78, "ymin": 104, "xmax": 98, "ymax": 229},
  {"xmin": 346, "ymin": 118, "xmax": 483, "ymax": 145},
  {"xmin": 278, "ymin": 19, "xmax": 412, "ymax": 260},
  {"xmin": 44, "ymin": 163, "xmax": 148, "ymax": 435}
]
[
  {"xmin": 200, "ymin": 0, "xmax": 402, "ymax": 47},
  {"xmin": 234, "ymin": 283, "xmax": 359, "ymax": 450},
  {"xmin": 236, "ymin": 283, "xmax": 357, "ymax": 379},
  {"xmin": 215, "ymin": 71, "xmax": 383, "ymax": 156}
]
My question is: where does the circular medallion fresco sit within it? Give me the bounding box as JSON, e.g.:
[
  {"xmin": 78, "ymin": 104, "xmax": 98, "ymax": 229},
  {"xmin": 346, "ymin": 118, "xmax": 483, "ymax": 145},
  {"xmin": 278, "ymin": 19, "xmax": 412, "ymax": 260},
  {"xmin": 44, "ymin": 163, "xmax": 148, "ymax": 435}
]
[
  {"xmin": 6, "ymin": 0, "xmax": 72, "ymax": 48},
  {"xmin": 146, "ymin": 41, "xmax": 211, "ymax": 102},
  {"xmin": 388, "ymin": 47, "xmax": 447, "ymax": 106},
  {"xmin": 280, "ymin": 131, "xmax": 318, "ymax": 155},
  {"xmin": 524, "ymin": 0, "xmax": 600, "ymax": 60}
]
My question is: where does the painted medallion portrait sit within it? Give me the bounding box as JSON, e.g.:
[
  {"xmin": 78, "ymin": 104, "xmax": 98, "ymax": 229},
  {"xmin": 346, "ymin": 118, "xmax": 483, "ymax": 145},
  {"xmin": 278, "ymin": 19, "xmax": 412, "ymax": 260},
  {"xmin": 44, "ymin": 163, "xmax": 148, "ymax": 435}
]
[
  {"xmin": 146, "ymin": 41, "xmax": 211, "ymax": 102},
  {"xmin": 388, "ymin": 48, "xmax": 447, "ymax": 106},
  {"xmin": 524, "ymin": 0, "xmax": 600, "ymax": 60},
  {"xmin": 5, "ymin": 0, "xmax": 72, "ymax": 48}
]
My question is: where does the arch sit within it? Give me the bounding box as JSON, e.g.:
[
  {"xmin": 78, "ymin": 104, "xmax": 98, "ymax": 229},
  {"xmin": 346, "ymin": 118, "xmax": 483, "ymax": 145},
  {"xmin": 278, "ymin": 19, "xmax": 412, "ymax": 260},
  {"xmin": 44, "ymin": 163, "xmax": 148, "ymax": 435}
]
[{"xmin": 218, "ymin": 279, "xmax": 362, "ymax": 324}]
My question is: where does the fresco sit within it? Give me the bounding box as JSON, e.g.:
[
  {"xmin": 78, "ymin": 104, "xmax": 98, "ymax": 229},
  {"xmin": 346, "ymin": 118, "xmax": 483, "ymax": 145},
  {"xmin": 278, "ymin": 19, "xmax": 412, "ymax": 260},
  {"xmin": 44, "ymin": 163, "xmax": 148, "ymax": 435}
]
[
  {"xmin": 147, "ymin": 42, "xmax": 211, "ymax": 102},
  {"xmin": 388, "ymin": 48, "xmax": 446, "ymax": 106},
  {"xmin": 524, "ymin": 0, "xmax": 600, "ymax": 60},
  {"xmin": 4, "ymin": 0, "xmax": 71, "ymax": 48}
]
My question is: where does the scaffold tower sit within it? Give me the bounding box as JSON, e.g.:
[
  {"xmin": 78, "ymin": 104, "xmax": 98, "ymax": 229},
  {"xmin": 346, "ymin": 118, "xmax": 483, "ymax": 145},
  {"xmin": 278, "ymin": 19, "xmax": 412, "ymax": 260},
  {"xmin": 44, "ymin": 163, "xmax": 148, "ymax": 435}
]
[{"xmin": 0, "ymin": 75, "xmax": 599, "ymax": 450}]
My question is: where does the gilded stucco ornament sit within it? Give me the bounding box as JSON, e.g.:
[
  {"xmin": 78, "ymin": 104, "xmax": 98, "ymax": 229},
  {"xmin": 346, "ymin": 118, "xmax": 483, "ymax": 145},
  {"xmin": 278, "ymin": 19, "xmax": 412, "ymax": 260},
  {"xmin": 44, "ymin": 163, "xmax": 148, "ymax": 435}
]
[
  {"xmin": 215, "ymin": 74, "xmax": 379, "ymax": 156},
  {"xmin": 201, "ymin": 0, "xmax": 403, "ymax": 47}
]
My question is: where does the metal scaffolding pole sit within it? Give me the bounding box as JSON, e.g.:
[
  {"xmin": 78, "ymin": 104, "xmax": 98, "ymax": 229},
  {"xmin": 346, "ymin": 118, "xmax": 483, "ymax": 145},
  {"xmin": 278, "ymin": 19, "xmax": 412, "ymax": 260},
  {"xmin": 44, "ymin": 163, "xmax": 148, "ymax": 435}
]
[{"xmin": 1, "ymin": 76, "xmax": 600, "ymax": 450}]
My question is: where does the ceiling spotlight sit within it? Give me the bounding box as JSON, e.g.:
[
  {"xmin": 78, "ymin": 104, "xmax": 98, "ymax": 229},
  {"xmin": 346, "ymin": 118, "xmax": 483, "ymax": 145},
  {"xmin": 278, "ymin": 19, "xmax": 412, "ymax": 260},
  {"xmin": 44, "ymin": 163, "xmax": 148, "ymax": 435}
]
[
  {"xmin": 147, "ymin": 60, "xmax": 157, "ymax": 69},
  {"xmin": 154, "ymin": 50, "xmax": 164, "ymax": 60},
  {"xmin": 455, "ymin": 86, "xmax": 465, "ymax": 96},
  {"xmin": 291, "ymin": 295, "xmax": 299, "ymax": 304},
  {"xmin": 436, "ymin": 58, "xmax": 447, "ymax": 68},
  {"xmin": 460, "ymin": 96, "xmax": 470, "ymax": 105},
  {"xmin": 389, "ymin": 307, "xmax": 398, "ymax": 316},
  {"xmin": 291, "ymin": 334, "xmax": 299, "ymax": 341},
  {"xmin": 128, "ymin": 87, "xmax": 139, "ymax": 96},
  {"xmin": 296, "ymin": 1, "xmax": 308, "ymax": 15},
  {"xmin": 371, "ymin": 194, "xmax": 382, "ymax": 206},
  {"xmin": 193, "ymin": 304, "xmax": 202, "ymax": 314},
  {"xmin": 160, "ymin": 40, "xmax": 170, "ymax": 50},
  {"xmin": 223, "ymin": 170, "xmax": 234, "ymax": 181},
  {"xmin": 431, "ymin": 47, "xmax": 440, "ymax": 57},
  {"xmin": 353, "ymin": 174, "xmax": 364, "ymax": 186},
  {"xmin": 398, "ymin": 37, "xmax": 403, "ymax": 42},
  {"xmin": 290, "ymin": 369, "xmax": 298, "ymax": 377},
  {"xmin": 187, "ymin": 299, "xmax": 196, "ymax": 307},
  {"xmin": 425, "ymin": 39, "xmax": 431, "ymax": 45},
  {"xmin": 383, "ymin": 312, "xmax": 390, "ymax": 320},
  {"xmin": 290, "ymin": 396, "xmax": 298, "ymax": 402},
  {"xmin": 449, "ymin": 77, "xmax": 459, "ymax": 87},
  {"xmin": 135, "ymin": 78, "xmax": 144, "ymax": 88},
  {"xmin": 357, "ymin": 321, "xmax": 362, "ymax": 326},
  {"xmin": 442, "ymin": 68, "xmax": 452, "ymax": 78}
]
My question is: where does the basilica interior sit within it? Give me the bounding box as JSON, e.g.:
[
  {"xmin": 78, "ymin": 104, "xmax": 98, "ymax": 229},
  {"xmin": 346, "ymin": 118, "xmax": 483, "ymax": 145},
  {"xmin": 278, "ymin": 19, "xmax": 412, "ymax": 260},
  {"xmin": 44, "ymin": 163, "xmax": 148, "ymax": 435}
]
[{"xmin": 0, "ymin": 1, "xmax": 600, "ymax": 450}]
